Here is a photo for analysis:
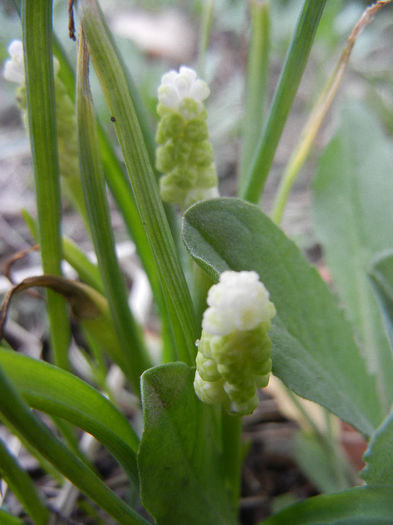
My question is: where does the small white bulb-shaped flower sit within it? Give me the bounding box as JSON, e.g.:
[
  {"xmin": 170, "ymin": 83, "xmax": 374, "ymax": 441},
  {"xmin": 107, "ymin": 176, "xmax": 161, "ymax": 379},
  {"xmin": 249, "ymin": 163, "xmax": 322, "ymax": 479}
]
[
  {"xmin": 158, "ymin": 66, "xmax": 210, "ymax": 115},
  {"xmin": 3, "ymin": 38, "xmax": 60, "ymax": 85},
  {"xmin": 203, "ymin": 271, "xmax": 276, "ymax": 336},
  {"xmin": 3, "ymin": 40, "xmax": 25, "ymax": 84}
]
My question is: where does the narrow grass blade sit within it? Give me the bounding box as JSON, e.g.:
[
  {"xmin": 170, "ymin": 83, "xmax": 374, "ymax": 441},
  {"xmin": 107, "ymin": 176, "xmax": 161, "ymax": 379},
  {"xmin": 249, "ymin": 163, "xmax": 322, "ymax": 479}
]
[
  {"xmin": 79, "ymin": 0, "xmax": 197, "ymax": 363},
  {"xmin": 240, "ymin": 0, "xmax": 327, "ymax": 203},
  {"xmin": 271, "ymin": 0, "xmax": 393, "ymax": 224},
  {"xmin": 0, "ymin": 438, "xmax": 49, "ymax": 525},
  {"xmin": 52, "ymin": 28, "xmax": 177, "ymax": 362},
  {"xmin": 76, "ymin": 30, "xmax": 151, "ymax": 392},
  {"xmin": 0, "ymin": 365, "xmax": 150, "ymax": 525},
  {"xmin": 0, "ymin": 347, "xmax": 138, "ymax": 482},
  {"xmin": 21, "ymin": 0, "xmax": 70, "ymax": 368},
  {"xmin": 239, "ymin": 0, "xmax": 270, "ymax": 186}
]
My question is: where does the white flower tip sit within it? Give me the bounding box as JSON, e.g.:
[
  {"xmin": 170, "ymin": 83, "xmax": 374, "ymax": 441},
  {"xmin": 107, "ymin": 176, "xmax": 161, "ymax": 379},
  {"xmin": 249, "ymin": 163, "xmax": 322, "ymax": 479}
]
[
  {"xmin": 8, "ymin": 39, "xmax": 23, "ymax": 57},
  {"xmin": 202, "ymin": 271, "xmax": 275, "ymax": 336},
  {"xmin": 3, "ymin": 39, "xmax": 24, "ymax": 84},
  {"xmin": 158, "ymin": 65, "xmax": 209, "ymax": 112},
  {"xmin": 3, "ymin": 38, "xmax": 59, "ymax": 84}
]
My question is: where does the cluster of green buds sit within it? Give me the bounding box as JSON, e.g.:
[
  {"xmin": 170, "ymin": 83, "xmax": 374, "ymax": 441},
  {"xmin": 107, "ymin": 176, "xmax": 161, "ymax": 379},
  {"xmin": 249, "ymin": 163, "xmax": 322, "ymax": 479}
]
[
  {"xmin": 156, "ymin": 66, "xmax": 219, "ymax": 210},
  {"xmin": 3, "ymin": 40, "xmax": 84, "ymax": 219},
  {"xmin": 194, "ymin": 271, "xmax": 276, "ymax": 416}
]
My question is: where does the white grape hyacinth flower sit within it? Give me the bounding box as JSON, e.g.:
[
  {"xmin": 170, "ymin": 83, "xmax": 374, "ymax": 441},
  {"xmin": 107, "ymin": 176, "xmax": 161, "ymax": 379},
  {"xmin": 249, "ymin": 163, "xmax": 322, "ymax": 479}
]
[
  {"xmin": 3, "ymin": 40, "xmax": 25, "ymax": 84},
  {"xmin": 3, "ymin": 38, "xmax": 60, "ymax": 85},
  {"xmin": 158, "ymin": 66, "xmax": 210, "ymax": 114},
  {"xmin": 202, "ymin": 271, "xmax": 276, "ymax": 336}
]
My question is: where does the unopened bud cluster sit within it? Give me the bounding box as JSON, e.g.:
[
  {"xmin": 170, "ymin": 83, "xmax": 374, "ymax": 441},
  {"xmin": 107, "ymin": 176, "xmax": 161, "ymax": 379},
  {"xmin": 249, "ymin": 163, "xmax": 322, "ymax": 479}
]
[
  {"xmin": 156, "ymin": 66, "xmax": 218, "ymax": 209},
  {"xmin": 3, "ymin": 40, "xmax": 79, "ymax": 182},
  {"xmin": 194, "ymin": 271, "xmax": 276, "ymax": 416}
]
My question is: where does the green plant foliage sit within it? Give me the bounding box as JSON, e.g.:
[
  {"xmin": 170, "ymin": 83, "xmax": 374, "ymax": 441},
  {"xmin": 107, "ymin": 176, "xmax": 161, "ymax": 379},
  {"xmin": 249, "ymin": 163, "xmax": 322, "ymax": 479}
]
[
  {"xmin": 313, "ymin": 102, "xmax": 393, "ymax": 412},
  {"xmin": 0, "ymin": 510, "xmax": 25, "ymax": 525},
  {"xmin": 260, "ymin": 486, "xmax": 393, "ymax": 524},
  {"xmin": 138, "ymin": 362, "xmax": 238, "ymax": 525},
  {"xmin": 294, "ymin": 431, "xmax": 352, "ymax": 493},
  {"xmin": 0, "ymin": 437, "xmax": 49, "ymax": 525},
  {"xmin": 0, "ymin": 348, "xmax": 138, "ymax": 482},
  {"xmin": 368, "ymin": 249, "xmax": 393, "ymax": 353},
  {"xmin": 362, "ymin": 409, "xmax": 393, "ymax": 486},
  {"xmin": 183, "ymin": 198, "xmax": 382, "ymax": 437}
]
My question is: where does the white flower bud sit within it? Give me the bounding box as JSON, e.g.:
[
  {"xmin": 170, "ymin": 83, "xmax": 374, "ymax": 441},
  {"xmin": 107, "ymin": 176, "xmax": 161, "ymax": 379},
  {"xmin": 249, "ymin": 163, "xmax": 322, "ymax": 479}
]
[
  {"xmin": 158, "ymin": 66, "xmax": 210, "ymax": 115},
  {"xmin": 3, "ymin": 38, "xmax": 60, "ymax": 85},
  {"xmin": 202, "ymin": 271, "xmax": 276, "ymax": 336},
  {"xmin": 3, "ymin": 40, "xmax": 25, "ymax": 84}
]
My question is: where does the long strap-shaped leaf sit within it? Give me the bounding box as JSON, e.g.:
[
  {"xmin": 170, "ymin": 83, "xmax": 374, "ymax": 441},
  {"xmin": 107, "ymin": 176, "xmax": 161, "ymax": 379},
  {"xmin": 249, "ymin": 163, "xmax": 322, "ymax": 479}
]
[
  {"xmin": 78, "ymin": 0, "xmax": 197, "ymax": 364},
  {"xmin": 0, "ymin": 437, "xmax": 49, "ymax": 525},
  {"xmin": 76, "ymin": 27, "xmax": 151, "ymax": 392},
  {"xmin": 0, "ymin": 348, "xmax": 138, "ymax": 482},
  {"xmin": 240, "ymin": 0, "xmax": 327, "ymax": 202},
  {"xmin": 0, "ymin": 364, "xmax": 149, "ymax": 525},
  {"xmin": 21, "ymin": 0, "xmax": 70, "ymax": 369}
]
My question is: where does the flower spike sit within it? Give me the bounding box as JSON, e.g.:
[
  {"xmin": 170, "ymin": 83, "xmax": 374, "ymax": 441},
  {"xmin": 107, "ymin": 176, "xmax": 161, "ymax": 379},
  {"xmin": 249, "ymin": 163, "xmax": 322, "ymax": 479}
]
[
  {"xmin": 194, "ymin": 271, "xmax": 276, "ymax": 416},
  {"xmin": 155, "ymin": 66, "xmax": 219, "ymax": 210}
]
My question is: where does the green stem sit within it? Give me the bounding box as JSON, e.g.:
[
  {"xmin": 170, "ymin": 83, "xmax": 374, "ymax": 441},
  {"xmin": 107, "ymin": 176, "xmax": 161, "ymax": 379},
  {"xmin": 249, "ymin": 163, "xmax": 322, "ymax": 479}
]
[
  {"xmin": 22, "ymin": 0, "xmax": 70, "ymax": 368},
  {"xmin": 198, "ymin": 0, "xmax": 214, "ymax": 78},
  {"xmin": 240, "ymin": 0, "xmax": 327, "ymax": 203},
  {"xmin": 239, "ymin": 0, "xmax": 270, "ymax": 188},
  {"xmin": 222, "ymin": 412, "xmax": 242, "ymax": 508}
]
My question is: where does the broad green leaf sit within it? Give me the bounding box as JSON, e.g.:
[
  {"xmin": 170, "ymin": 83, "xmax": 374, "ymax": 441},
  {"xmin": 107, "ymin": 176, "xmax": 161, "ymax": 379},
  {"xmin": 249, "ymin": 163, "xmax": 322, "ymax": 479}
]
[
  {"xmin": 312, "ymin": 103, "xmax": 393, "ymax": 412},
  {"xmin": 0, "ymin": 348, "xmax": 138, "ymax": 482},
  {"xmin": 0, "ymin": 364, "xmax": 149, "ymax": 525},
  {"xmin": 369, "ymin": 249, "xmax": 393, "ymax": 354},
  {"xmin": 0, "ymin": 437, "xmax": 49, "ymax": 525},
  {"xmin": 261, "ymin": 486, "xmax": 393, "ymax": 524},
  {"xmin": 183, "ymin": 198, "xmax": 382, "ymax": 437},
  {"xmin": 362, "ymin": 408, "xmax": 393, "ymax": 486},
  {"xmin": 138, "ymin": 363, "xmax": 238, "ymax": 525}
]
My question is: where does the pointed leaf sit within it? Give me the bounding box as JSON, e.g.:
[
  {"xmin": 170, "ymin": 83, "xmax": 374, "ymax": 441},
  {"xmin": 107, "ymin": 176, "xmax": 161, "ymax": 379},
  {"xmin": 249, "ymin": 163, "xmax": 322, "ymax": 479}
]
[
  {"xmin": 183, "ymin": 198, "xmax": 382, "ymax": 436},
  {"xmin": 138, "ymin": 363, "xmax": 237, "ymax": 525},
  {"xmin": 313, "ymin": 103, "xmax": 393, "ymax": 412}
]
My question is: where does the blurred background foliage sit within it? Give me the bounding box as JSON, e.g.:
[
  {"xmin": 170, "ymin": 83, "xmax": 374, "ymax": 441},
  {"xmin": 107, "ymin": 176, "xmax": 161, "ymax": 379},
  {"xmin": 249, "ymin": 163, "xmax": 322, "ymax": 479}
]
[{"xmin": 1, "ymin": 0, "xmax": 392, "ymax": 239}]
